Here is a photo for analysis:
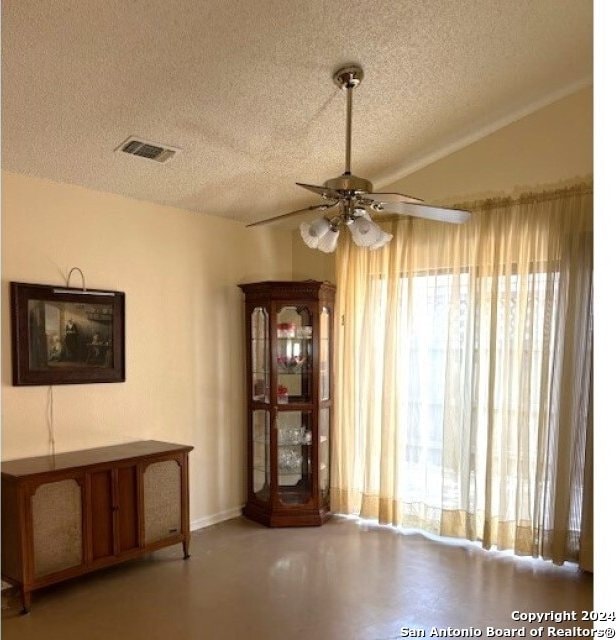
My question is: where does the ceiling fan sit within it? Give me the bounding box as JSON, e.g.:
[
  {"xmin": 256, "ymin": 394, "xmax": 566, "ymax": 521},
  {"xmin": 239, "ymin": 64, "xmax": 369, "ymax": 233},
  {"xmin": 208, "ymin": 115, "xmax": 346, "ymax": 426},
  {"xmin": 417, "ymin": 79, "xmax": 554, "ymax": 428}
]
[{"xmin": 247, "ymin": 64, "xmax": 470, "ymax": 253}]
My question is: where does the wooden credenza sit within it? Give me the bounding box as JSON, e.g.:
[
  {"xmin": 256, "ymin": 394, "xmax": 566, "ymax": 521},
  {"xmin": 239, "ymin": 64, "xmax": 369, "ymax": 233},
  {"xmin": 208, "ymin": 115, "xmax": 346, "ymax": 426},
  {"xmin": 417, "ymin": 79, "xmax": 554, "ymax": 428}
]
[{"xmin": 1, "ymin": 440, "xmax": 193, "ymax": 613}]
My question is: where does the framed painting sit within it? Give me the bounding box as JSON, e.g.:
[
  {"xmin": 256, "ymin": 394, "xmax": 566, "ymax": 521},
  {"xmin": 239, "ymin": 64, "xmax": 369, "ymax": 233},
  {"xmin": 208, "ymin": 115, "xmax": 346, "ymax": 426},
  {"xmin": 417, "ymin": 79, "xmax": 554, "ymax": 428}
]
[{"xmin": 11, "ymin": 282, "xmax": 125, "ymax": 385}]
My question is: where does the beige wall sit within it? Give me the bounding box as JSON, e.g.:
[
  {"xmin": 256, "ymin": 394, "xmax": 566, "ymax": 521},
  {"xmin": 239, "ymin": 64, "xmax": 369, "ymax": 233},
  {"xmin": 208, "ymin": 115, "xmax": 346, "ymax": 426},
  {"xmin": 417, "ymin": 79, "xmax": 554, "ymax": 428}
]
[
  {"xmin": 1, "ymin": 171, "xmax": 292, "ymax": 528},
  {"xmin": 292, "ymin": 86, "xmax": 592, "ymax": 282},
  {"xmin": 291, "ymin": 230, "xmax": 337, "ymax": 283}
]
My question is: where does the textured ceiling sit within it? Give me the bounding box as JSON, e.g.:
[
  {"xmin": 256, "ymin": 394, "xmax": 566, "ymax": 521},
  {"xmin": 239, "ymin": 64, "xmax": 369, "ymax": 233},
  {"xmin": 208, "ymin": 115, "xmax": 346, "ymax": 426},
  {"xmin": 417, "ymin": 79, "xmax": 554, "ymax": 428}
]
[{"xmin": 2, "ymin": 0, "xmax": 592, "ymax": 224}]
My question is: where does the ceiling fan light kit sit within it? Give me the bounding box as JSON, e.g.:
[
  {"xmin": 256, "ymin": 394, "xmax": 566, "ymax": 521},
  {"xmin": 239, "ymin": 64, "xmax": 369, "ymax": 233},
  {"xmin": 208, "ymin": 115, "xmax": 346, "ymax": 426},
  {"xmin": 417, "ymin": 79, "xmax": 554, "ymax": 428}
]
[
  {"xmin": 248, "ymin": 64, "xmax": 471, "ymax": 252},
  {"xmin": 299, "ymin": 217, "xmax": 331, "ymax": 248},
  {"xmin": 316, "ymin": 227, "xmax": 341, "ymax": 254},
  {"xmin": 370, "ymin": 230, "xmax": 394, "ymax": 251},
  {"xmin": 349, "ymin": 213, "xmax": 382, "ymax": 247}
]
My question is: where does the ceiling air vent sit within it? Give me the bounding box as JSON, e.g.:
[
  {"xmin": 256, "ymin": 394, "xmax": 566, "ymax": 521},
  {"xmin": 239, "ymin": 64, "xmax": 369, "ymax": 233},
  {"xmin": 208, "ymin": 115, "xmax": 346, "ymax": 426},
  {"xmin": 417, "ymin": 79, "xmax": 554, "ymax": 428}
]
[{"xmin": 115, "ymin": 137, "xmax": 180, "ymax": 163}]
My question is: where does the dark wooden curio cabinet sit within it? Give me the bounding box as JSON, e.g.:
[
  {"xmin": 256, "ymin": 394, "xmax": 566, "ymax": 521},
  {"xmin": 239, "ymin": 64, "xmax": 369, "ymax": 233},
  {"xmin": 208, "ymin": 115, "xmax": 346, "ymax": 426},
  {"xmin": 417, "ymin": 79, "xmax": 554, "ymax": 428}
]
[{"xmin": 239, "ymin": 281, "xmax": 335, "ymax": 527}]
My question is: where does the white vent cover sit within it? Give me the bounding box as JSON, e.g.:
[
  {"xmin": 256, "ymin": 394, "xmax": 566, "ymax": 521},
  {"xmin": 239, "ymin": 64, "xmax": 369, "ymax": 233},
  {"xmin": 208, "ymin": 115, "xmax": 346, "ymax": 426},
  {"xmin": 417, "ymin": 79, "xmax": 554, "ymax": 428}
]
[{"xmin": 115, "ymin": 136, "xmax": 180, "ymax": 163}]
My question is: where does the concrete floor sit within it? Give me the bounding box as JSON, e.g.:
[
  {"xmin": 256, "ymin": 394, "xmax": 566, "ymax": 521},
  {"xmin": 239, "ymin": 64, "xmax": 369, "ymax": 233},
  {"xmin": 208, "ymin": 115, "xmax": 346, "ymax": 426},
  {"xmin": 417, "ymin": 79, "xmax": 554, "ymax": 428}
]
[{"xmin": 2, "ymin": 516, "xmax": 592, "ymax": 640}]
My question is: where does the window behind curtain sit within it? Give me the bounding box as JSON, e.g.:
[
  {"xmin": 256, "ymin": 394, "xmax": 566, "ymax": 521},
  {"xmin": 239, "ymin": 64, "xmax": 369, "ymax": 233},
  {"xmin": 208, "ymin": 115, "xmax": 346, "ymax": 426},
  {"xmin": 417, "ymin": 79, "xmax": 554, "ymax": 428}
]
[
  {"xmin": 367, "ymin": 267, "xmax": 568, "ymax": 531},
  {"xmin": 333, "ymin": 186, "xmax": 592, "ymax": 563}
]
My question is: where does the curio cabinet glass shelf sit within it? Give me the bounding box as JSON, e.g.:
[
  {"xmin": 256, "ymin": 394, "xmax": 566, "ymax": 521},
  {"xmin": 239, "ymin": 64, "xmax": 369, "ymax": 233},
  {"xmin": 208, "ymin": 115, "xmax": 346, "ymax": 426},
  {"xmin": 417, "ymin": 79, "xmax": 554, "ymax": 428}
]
[{"xmin": 239, "ymin": 281, "xmax": 335, "ymax": 527}]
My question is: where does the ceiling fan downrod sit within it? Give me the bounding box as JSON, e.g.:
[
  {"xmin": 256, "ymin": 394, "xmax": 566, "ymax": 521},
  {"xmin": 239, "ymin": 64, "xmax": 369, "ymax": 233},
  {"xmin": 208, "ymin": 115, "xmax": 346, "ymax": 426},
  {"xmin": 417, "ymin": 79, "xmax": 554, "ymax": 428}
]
[
  {"xmin": 333, "ymin": 65, "xmax": 363, "ymax": 175},
  {"xmin": 325, "ymin": 65, "xmax": 373, "ymax": 197}
]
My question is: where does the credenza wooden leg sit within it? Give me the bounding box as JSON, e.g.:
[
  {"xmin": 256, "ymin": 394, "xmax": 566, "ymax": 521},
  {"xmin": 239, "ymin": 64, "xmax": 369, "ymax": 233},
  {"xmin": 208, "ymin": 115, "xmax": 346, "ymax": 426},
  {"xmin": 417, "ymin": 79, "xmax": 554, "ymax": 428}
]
[{"xmin": 21, "ymin": 588, "xmax": 31, "ymax": 615}]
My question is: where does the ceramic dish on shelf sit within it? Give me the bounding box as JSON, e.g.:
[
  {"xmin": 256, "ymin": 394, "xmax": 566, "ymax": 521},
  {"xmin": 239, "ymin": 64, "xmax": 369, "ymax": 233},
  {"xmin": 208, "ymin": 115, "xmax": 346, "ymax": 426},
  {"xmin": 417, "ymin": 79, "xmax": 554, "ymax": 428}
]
[
  {"xmin": 277, "ymin": 322, "xmax": 296, "ymax": 338},
  {"xmin": 277, "ymin": 355, "xmax": 306, "ymax": 373},
  {"xmin": 279, "ymin": 448, "xmax": 302, "ymax": 472},
  {"xmin": 295, "ymin": 326, "xmax": 313, "ymax": 339}
]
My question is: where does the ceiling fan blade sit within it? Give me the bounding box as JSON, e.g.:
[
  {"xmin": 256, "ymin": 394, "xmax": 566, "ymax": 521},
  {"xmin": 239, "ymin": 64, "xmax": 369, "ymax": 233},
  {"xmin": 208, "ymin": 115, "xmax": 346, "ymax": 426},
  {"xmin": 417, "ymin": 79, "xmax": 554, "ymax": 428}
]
[
  {"xmin": 246, "ymin": 203, "xmax": 338, "ymax": 228},
  {"xmin": 296, "ymin": 182, "xmax": 341, "ymax": 200},
  {"xmin": 363, "ymin": 192, "xmax": 424, "ymax": 205},
  {"xmin": 378, "ymin": 201, "xmax": 471, "ymax": 224}
]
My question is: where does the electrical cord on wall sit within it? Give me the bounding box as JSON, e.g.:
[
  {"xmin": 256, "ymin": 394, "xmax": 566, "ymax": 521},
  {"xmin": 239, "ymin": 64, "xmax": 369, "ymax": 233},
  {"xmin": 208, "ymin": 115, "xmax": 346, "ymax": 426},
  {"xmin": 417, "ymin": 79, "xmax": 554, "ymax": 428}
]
[
  {"xmin": 44, "ymin": 267, "xmax": 87, "ymax": 459},
  {"xmin": 43, "ymin": 268, "xmax": 89, "ymax": 460},
  {"xmin": 47, "ymin": 385, "xmax": 56, "ymax": 459}
]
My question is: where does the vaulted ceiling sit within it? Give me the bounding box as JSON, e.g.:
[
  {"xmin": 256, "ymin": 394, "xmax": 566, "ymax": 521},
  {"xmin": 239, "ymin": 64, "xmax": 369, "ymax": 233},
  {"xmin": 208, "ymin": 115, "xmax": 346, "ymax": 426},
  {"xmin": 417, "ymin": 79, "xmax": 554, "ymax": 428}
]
[{"xmin": 2, "ymin": 0, "xmax": 592, "ymax": 224}]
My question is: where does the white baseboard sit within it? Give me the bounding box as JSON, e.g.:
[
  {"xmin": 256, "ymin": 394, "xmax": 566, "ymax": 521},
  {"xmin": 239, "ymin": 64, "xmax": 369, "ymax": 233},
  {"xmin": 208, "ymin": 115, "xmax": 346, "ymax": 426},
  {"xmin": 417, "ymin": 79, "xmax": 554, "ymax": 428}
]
[{"xmin": 190, "ymin": 506, "xmax": 242, "ymax": 531}]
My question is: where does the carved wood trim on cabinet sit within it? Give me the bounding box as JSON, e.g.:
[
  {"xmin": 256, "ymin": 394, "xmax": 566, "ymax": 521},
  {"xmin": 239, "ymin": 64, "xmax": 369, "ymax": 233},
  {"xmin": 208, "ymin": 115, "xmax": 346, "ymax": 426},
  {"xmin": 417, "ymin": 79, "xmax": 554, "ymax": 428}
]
[{"xmin": 1, "ymin": 440, "xmax": 193, "ymax": 613}]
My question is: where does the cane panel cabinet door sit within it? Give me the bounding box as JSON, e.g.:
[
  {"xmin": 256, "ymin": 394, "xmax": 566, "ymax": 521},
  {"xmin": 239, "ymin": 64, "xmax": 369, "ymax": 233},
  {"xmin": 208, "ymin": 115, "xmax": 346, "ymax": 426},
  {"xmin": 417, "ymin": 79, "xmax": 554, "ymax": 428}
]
[{"xmin": 239, "ymin": 281, "xmax": 335, "ymax": 527}]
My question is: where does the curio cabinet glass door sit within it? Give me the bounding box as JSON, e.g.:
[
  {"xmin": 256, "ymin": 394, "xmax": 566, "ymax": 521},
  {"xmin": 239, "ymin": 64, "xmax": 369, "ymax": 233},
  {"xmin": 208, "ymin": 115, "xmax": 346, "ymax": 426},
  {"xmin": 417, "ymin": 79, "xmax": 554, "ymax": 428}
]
[{"xmin": 239, "ymin": 281, "xmax": 335, "ymax": 527}]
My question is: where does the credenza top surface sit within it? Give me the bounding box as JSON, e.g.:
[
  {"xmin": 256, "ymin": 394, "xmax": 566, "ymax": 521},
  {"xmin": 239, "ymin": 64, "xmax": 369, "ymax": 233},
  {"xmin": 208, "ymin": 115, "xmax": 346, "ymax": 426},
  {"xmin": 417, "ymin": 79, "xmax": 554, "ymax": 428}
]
[{"xmin": 1, "ymin": 440, "xmax": 193, "ymax": 479}]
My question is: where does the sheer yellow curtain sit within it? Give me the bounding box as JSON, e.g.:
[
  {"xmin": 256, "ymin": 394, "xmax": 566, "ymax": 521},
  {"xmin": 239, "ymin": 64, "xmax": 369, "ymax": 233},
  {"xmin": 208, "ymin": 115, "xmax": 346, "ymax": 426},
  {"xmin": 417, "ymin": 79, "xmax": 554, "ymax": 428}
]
[{"xmin": 332, "ymin": 185, "xmax": 592, "ymax": 564}]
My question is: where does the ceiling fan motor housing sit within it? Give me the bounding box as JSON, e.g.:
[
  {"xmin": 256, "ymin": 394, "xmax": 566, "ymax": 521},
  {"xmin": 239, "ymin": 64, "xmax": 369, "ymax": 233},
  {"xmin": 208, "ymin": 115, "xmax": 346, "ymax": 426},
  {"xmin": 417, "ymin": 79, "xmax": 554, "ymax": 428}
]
[{"xmin": 324, "ymin": 174, "xmax": 373, "ymax": 194}]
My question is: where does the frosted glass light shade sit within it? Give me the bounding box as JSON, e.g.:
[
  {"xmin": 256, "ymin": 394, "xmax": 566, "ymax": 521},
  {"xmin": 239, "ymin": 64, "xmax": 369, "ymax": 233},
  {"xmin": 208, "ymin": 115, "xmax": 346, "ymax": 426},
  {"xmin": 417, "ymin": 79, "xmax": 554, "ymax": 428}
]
[
  {"xmin": 300, "ymin": 213, "xmax": 391, "ymax": 252},
  {"xmin": 300, "ymin": 217, "xmax": 331, "ymax": 249},
  {"xmin": 349, "ymin": 215, "xmax": 383, "ymax": 247},
  {"xmin": 317, "ymin": 228, "xmax": 340, "ymax": 253},
  {"xmin": 369, "ymin": 229, "xmax": 393, "ymax": 251}
]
